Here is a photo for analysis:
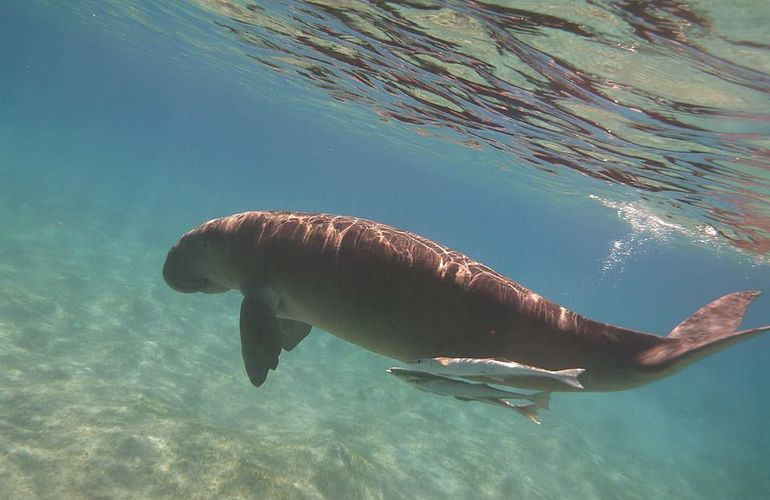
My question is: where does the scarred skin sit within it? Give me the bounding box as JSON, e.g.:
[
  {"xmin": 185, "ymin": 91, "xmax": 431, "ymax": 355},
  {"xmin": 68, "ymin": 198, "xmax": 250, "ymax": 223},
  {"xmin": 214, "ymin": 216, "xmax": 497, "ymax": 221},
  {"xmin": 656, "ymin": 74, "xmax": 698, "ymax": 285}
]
[{"xmin": 163, "ymin": 211, "xmax": 769, "ymax": 392}]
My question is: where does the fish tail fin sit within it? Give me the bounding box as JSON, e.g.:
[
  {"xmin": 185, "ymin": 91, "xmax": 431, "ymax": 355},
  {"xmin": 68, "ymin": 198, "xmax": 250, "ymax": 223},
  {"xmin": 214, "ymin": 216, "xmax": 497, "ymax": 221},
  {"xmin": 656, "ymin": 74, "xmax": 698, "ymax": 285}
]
[
  {"xmin": 529, "ymin": 391, "xmax": 551, "ymax": 410},
  {"xmin": 482, "ymin": 399, "xmax": 542, "ymax": 424},
  {"xmin": 553, "ymin": 368, "xmax": 585, "ymax": 389},
  {"xmin": 639, "ymin": 291, "xmax": 770, "ymax": 374},
  {"xmin": 512, "ymin": 404, "xmax": 541, "ymax": 425}
]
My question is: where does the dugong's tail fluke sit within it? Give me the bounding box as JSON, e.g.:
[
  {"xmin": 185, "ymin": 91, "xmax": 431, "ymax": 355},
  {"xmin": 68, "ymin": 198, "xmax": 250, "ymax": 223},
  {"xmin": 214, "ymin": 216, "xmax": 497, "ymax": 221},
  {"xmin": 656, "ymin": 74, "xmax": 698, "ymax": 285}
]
[{"xmin": 639, "ymin": 291, "xmax": 770, "ymax": 374}]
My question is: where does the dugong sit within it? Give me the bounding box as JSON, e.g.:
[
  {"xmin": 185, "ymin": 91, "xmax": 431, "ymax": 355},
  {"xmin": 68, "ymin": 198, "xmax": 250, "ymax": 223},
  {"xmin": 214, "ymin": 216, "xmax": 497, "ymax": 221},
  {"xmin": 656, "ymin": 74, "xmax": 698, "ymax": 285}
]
[{"xmin": 162, "ymin": 211, "xmax": 770, "ymax": 392}]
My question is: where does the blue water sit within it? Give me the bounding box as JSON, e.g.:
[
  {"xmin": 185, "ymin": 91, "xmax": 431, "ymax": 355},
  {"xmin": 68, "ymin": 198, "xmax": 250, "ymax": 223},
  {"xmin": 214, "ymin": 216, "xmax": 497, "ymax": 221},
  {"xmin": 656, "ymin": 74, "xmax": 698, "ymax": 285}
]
[{"xmin": 2, "ymin": 2, "xmax": 770, "ymax": 498}]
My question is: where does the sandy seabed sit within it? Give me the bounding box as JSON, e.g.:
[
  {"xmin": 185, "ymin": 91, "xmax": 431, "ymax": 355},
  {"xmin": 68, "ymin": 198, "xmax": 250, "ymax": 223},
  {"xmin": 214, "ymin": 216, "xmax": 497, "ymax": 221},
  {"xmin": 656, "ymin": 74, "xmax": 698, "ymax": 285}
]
[{"xmin": 0, "ymin": 200, "xmax": 766, "ymax": 500}]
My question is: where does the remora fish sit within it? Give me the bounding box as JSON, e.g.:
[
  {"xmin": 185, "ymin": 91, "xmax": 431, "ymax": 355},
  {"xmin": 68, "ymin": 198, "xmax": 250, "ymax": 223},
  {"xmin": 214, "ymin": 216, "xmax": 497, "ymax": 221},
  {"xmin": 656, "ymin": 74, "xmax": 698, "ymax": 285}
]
[
  {"xmin": 386, "ymin": 368, "xmax": 550, "ymax": 410},
  {"xmin": 408, "ymin": 357, "xmax": 585, "ymax": 389}
]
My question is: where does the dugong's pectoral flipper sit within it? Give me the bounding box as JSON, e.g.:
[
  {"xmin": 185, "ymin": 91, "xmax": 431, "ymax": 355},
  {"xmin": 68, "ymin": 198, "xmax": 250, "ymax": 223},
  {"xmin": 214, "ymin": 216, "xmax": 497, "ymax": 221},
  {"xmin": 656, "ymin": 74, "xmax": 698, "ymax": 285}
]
[
  {"xmin": 278, "ymin": 319, "xmax": 312, "ymax": 351},
  {"xmin": 240, "ymin": 296, "xmax": 283, "ymax": 387}
]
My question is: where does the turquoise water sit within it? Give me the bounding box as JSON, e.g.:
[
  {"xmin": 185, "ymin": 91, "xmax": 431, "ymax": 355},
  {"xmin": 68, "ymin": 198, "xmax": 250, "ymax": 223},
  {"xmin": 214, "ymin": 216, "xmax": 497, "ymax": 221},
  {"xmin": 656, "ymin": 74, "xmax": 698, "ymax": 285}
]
[{"xmin": 2, "ymin": 1, "xmax": 770, "ymax": 498}]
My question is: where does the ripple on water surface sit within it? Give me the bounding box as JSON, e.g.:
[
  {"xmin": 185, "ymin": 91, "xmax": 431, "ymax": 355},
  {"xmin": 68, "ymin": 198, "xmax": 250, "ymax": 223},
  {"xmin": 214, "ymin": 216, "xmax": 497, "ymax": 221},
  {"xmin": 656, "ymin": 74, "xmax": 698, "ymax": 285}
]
[{"xmin": 31, "ymin": 0, "xmax": 770, "ymax": 256}]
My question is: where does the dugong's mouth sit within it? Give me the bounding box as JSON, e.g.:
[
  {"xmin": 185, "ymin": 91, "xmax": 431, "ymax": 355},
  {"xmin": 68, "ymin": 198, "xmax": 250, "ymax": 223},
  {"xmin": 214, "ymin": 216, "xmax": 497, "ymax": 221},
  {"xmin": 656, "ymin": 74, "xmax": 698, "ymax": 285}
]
[
  {"xmin": 164, "ymin": 274, "xmax": 229, "ymax": 294},
  {"xmin": 163, "ymin": 265, "xmax": 229, "ymax": 294},
  {"xmin": 162, "ymin": 257, "xmax": 216, "ymax": 294},
  {"xmin": 176, "ymin": 278, "xmax": 205, "ymax": 293},
  {"xmin": 163, "ymin": 273, "xmax": 208, "ymax": 294}
]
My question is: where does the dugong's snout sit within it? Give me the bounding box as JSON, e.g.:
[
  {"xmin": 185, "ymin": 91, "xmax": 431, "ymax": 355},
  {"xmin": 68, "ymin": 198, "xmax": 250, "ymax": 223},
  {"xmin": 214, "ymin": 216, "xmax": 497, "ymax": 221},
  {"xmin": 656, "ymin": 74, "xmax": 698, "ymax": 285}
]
[
  {"xmin": 162, "ymin": 240, "xmax": 229, "ymax": 294},
  {"xmin": 162, "ymin": 247, "xmax": 206, "ymax": 293}
]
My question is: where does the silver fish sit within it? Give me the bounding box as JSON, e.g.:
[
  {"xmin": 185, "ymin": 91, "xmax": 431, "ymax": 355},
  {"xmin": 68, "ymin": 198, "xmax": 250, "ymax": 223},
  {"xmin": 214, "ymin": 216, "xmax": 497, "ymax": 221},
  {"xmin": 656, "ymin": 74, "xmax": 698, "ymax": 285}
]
[
  {"xmin": 407, "ymin": 357, "xmax": 585, "ymax": 389},
  {"xmin": 387, "ymin": 367, "xmax": 549, "ymax": 424}
]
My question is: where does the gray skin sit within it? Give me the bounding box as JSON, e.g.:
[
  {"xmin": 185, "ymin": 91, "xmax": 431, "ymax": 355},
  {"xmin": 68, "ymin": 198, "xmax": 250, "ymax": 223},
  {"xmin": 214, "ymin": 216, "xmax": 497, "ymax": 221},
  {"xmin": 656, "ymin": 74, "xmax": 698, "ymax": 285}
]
[{"xmin": 163, "ymin": 211, "xmax": 770, "ymax": 392}]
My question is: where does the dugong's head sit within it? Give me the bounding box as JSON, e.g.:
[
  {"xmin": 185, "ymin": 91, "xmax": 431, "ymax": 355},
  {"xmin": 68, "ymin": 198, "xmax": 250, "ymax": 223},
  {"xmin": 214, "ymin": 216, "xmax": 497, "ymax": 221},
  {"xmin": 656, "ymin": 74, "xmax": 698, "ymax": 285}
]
[{"xmin": 163, "ymin": 220, "xmax": 235, "ymax": 294}]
